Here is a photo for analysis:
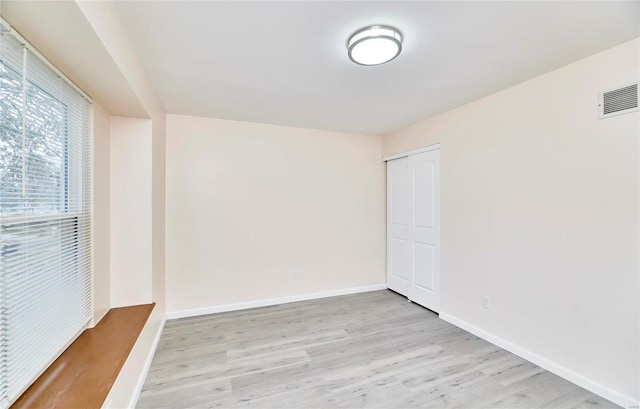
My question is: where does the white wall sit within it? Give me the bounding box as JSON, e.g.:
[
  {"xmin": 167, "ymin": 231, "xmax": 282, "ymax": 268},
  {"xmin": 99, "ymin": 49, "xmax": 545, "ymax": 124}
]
[
  {"xmin": 151, "ymin": 115, "xmax": 166, "ymax": 313},
  {"xmin": 383, "ymin": 38, "xmax": 639, "ymax": 404},
  {"xmin": 110, "ymin": 117, "xmax": 153, "ymax": 307},
  {"xmin": 92, "ymin": 102, "xmax": 111, "ymax": 324},
  {"xmin": 77, "ymin": 0, "xmax": 167, "ymax": 314},
  {"xmin": 165, "ymin": 114, "xmax": 386, "ymax": 313}
]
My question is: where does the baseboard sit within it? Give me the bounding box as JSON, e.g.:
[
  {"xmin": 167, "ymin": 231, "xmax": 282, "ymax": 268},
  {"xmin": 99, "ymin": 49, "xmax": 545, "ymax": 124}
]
[
  {"xmin": 166, "ymin": 283, "xmax": 388, "ymax": 320},
  {"xmin": 102, "ymin": 311, "xmax": 166, "ymax": 409},
  {"xmin": 439, "ymin": 312, "xmax": 638, "ymax": 409}
]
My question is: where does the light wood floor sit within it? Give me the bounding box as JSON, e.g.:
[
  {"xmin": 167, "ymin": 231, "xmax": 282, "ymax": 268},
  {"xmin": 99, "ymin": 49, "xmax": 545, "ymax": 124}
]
[{"xmin": 137, "ymin": 290, "xmax": 617, "ymax": 408}]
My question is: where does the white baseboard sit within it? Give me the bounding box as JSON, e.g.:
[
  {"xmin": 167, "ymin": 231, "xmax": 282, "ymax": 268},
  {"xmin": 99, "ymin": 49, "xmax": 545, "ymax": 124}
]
[
  {"xmin": 102, "ymin": 311, "xmax": 166, "ymax": 409},
  {"xmin": 439, "ymin": 312, "xmax": 638, "ymax": 409},
  {"xmin": 166, "ymin": 283, "xmax": 388, "ymax": 320}
]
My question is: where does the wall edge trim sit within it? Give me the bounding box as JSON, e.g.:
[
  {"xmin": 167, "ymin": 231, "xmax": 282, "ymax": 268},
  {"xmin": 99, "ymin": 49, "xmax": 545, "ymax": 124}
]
[
  {"xmin": 166, "ymin": 284, "xmax": 388, "ymax": 320},
  {"xmin": 382, "ymin": 142, "xmax": 440, "ymax": 162},
  {"xmin": 439, "ymin": 312, "xmax": 638, "ymax": 409}
]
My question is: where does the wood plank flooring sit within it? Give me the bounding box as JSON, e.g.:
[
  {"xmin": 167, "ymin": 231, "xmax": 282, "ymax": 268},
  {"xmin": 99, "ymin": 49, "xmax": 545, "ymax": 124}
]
[
  {"xmin": 12, "ymin": 303, "xmax": 154, "ymax": 409},
  {"xmin": 138, "ymin": 291, "xmax": 617, "ymax": 408}
]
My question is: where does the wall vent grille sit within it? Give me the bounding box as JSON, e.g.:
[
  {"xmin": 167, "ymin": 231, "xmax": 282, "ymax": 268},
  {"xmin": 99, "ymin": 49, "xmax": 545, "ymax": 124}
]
[{"xmin": 599, "ymin": 82, "xmax": 638, "ymax": 118}]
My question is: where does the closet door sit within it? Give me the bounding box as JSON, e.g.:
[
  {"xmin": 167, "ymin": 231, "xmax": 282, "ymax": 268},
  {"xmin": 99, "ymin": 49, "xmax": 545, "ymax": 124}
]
[
  {"xmin": 386, "ymin": 157, "xmax": 409, "ymax": 296},
  {"xmin": 407, "ymin": 150, "xmax": 440, "ymax": 312}
]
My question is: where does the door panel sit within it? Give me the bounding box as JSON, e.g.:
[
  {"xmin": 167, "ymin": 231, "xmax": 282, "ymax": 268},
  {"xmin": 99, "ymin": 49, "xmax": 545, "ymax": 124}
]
[
  {"xmin": 386, "ymin": 157, "xmax": 409, "ymax": 295},
  {"xmin": 413, "ymin": 242, "xmax": 435, "ymax": 291},
  {"xmin": 390, "ymin": 238, "xmax": 408, "ymax": 283},
  {"xmin": 391, "ymin": 165, "xmax": 408, "ymax": 226},
  {"xmin": 413, "ymin": 160, "xmax": 436, "ymax": 229},
  {"xmin": 407, "ymin": 150, "xmax": 440, "ymax": 311}
]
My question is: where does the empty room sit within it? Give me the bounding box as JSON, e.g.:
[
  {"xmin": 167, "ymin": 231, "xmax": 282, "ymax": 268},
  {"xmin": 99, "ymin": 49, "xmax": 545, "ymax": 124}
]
[{"xmin": 0, "ymin": 1, "xmax": 638, "ymax": 408}]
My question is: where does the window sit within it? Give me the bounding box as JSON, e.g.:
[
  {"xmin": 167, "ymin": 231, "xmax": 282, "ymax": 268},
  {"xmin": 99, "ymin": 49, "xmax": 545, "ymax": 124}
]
[{"xmin": 0, "ymin": 28, "xmax": 92, "ymax": 408}]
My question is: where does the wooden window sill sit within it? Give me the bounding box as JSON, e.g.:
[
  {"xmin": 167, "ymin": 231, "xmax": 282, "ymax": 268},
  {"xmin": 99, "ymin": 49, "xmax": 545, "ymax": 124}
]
[{"xmin": 11, "ymin": 303, "xmax": 155, "ymax": 409}]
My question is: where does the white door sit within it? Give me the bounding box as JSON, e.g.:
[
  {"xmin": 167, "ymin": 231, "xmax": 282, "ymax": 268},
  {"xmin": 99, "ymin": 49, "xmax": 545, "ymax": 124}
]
[
  {"xmin": 386, "ymin": 157, "xmax": 409, "ymax": 296},
  {"xmin": 407, "ymin": 150, "xmax": 440, "ymax": 312}
]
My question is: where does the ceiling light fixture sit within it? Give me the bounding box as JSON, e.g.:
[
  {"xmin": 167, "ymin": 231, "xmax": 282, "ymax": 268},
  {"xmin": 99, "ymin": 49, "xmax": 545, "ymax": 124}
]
[{"xmin": 347, "ymin": 25, "xmax": 402, "ymax": 66}]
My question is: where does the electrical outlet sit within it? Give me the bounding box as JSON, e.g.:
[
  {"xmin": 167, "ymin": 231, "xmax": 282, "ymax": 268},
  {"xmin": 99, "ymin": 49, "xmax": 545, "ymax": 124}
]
[
  {"xmin": 481, "ymin": 296, "xmax": 490, "ymax": 309},
  {"xmin": 292, "ymin": 271, "xmax": 298, "ymax": 280}
]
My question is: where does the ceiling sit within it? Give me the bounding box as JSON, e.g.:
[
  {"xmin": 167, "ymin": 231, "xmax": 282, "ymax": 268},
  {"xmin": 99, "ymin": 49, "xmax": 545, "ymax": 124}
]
[{"xmin": 116, "ymin": 1, "xmax": 639, "ymax": 135}]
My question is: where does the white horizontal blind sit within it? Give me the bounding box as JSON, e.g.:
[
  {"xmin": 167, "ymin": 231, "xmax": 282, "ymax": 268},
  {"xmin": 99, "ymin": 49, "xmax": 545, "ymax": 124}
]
[{"xmin": 0, "ymin": 29, "xmax": 93, "ymax": 408}]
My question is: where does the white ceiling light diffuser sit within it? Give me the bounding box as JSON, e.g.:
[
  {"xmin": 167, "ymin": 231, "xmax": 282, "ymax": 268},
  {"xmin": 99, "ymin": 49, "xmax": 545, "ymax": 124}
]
[{"xmin": 347, "ymin": 25, "xmax": 402, "ymax": 66}]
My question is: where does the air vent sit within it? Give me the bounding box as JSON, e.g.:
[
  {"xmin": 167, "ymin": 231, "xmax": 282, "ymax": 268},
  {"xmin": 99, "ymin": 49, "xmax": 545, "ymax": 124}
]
[{"xmin": 599, "ymin": 82, "xmax": 638, "ymax": 119}]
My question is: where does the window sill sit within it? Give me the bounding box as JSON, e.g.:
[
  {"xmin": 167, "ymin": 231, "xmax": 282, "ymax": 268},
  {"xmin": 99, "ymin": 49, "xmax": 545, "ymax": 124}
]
[{"xmin": 10, "ymin": 303, "xmax": 155, "ymax": 409}]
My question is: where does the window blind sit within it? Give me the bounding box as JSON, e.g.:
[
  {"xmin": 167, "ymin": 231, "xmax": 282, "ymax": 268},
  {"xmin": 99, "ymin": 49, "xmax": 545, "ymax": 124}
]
[{"xmin": 0, "ymin": 27, "xmax": 93, "ymax": 408}]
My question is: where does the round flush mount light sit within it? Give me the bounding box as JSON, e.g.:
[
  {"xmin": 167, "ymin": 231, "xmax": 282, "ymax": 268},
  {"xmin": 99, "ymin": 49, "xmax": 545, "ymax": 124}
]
[{"xmin": 347, "ymin": 25, "xmax": 403, "ymax": 66}]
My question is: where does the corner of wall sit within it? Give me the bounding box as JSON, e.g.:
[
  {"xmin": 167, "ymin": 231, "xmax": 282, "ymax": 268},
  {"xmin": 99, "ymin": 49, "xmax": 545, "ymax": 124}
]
[{"xmin": 92, "ymin": 101, "xmax": 112, "ymax": 325}]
